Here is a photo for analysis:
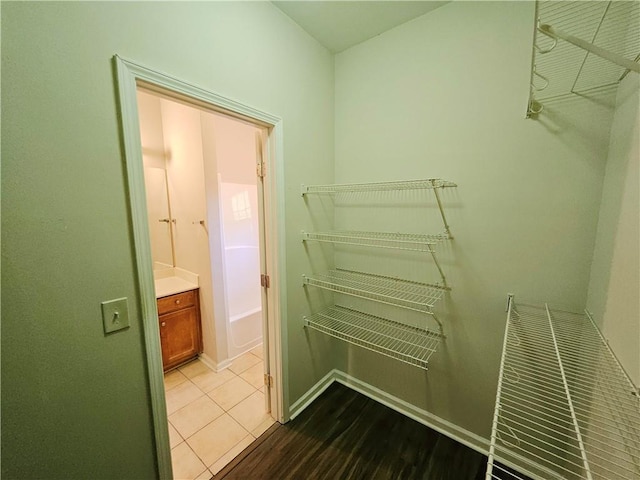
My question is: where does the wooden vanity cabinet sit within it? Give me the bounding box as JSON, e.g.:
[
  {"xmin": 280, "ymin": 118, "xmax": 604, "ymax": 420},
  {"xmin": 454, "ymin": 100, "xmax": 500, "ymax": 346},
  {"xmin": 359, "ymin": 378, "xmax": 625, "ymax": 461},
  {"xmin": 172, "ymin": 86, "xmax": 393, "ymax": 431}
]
[{"xmin": 157, "ymin": 289, "xmax": 203, "ymax": 372}]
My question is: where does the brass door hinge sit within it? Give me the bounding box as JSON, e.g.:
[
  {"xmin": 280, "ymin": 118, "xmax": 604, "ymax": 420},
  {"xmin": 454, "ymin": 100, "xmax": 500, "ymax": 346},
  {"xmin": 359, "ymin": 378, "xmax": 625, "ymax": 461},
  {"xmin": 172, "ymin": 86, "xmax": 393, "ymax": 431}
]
[
  {"xmin": 257, "ymin": 161, "xmax": 266, "ymax": 178},
  {"xmin": 264, "ymin": 374, "xmax": 273, "ymax": 388},
  {"xmin": 260, "ymin": 273, "xmax": 270, "ymax": 288}
]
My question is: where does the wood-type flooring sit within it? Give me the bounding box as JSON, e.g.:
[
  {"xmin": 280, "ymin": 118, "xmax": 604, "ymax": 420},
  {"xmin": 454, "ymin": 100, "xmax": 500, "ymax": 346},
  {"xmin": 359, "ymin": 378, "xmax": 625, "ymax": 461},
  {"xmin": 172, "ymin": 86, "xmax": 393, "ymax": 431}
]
[{"xmin": 214, "ymin": 382, "xmax": 492, "ymax": 480}]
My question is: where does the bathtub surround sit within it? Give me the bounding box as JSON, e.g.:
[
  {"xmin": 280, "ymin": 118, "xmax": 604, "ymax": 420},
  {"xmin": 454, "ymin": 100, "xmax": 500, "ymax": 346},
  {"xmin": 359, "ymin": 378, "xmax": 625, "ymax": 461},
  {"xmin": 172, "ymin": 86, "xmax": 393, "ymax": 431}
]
[
  {"xmin": 215, "ymin": 139, "xmax": 264, "ymax": 360},
  {"xmin": 217, "ymin": 185, "xmax": 262, "ymax": 327}
]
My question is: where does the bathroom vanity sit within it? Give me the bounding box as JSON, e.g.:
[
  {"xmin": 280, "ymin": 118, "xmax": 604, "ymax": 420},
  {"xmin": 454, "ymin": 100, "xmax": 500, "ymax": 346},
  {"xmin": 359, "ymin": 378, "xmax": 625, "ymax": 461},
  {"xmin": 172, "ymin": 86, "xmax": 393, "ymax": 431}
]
[{"xmin": 157, "ymin": 288, "xmax": 203, "ymax": 372}]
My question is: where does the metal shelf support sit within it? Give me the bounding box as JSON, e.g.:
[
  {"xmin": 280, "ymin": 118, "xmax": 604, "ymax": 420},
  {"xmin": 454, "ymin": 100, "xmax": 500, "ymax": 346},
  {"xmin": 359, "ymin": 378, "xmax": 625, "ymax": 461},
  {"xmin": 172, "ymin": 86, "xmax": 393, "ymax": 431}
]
[{"xmin": 538, "ymin": 24, "xmax": 640, "ymax": 74}]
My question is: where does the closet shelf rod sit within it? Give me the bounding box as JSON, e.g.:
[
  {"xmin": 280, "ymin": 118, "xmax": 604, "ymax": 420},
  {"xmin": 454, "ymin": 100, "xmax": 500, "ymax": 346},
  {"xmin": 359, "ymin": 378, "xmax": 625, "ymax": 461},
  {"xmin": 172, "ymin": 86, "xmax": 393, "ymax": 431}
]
[{"xmin": 538, "ymin": 24, "xmax": 640, "ymax": 74}]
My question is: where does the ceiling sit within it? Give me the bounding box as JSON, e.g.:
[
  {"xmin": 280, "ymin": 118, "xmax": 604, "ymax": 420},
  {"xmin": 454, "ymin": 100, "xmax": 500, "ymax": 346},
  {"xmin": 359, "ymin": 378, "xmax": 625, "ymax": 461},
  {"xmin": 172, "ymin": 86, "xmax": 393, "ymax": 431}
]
[{"xmin": 272, "ymin": 1, "xmax": 449, "ymax": 53}]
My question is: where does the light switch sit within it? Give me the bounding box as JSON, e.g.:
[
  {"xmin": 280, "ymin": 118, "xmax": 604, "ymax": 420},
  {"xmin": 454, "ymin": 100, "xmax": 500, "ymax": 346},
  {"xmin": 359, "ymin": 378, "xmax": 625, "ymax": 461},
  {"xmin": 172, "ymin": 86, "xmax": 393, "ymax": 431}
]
[{"xmin": 101, "ymin": 297, "xmax": 130, "ymax": 334}]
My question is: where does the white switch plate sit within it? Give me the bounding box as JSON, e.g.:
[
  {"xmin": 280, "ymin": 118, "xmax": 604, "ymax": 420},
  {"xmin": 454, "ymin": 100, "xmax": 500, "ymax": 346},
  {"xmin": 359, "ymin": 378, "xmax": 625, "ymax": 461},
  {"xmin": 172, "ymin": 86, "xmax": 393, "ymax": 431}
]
[{"xmin": 101, "ymin": 297, "xmax": 130, "ymax": 334}]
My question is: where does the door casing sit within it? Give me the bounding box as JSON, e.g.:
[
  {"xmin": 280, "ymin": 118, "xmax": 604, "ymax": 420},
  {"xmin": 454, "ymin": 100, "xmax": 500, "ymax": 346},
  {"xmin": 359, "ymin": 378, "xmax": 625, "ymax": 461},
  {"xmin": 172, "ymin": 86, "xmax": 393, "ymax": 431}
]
[{"xmin": 113, "ymin": 55, "xmax": 288, "ymax": 480}]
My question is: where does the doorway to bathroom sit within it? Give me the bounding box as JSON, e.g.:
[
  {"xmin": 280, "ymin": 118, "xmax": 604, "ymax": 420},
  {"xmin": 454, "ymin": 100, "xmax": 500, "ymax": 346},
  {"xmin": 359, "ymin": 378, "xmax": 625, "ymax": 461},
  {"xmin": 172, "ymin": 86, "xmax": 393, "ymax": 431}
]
[
  {"xmin": 114, "ymin": 55, "xmax": 286, "ymax": 480},
  {"xmin": 137, "ymin": 88, "xmax": 268, "ymax": 365},
  {"xmin": 137, "ymin": 86, "xmax": 276, "ymax": 478}
]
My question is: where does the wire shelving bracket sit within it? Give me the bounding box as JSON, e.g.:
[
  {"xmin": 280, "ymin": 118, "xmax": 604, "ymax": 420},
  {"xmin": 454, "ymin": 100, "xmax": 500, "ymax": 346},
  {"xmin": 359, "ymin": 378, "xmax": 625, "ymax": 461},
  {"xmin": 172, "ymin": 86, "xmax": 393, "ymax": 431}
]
[{"xmin": 486, "ymin": 298, "xmax": 640, "ymax": 480}]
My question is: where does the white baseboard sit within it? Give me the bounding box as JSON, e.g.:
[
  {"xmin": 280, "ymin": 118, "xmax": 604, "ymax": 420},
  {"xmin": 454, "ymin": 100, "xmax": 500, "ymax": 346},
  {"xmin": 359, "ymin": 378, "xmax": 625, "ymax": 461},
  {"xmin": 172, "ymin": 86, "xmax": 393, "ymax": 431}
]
[
  {"xmin": 199, "ymin": 353, "xmax": 232, "ymax": 373},
  {"xmin": 333, "ymin": 371, "xmax": 490, "ymax": 455},
  {"xmin": 288, "ymin": 369, "xmax": 338, "ymax": 420},
  {"xmin": 288, "ymin": 369, "xmax": 490, "ymax": 455}
]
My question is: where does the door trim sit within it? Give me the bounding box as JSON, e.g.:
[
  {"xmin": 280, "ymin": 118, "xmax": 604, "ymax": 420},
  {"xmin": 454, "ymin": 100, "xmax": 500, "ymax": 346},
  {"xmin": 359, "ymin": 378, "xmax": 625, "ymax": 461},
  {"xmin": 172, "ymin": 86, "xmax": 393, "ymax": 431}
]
[{"xmin": 113, "ymin": 55, "xmax": 288, "ymax": 480}]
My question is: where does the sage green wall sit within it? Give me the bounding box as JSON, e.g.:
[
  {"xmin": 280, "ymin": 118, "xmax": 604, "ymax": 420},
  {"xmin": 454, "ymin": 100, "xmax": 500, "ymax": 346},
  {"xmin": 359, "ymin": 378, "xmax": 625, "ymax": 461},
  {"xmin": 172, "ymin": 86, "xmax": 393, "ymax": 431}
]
[
  {"xmin": 333, "ymin": 1, "xmax": 615, "ymax": 440},
  {"xmin": 587, "ymin": 74, "xmax": 640, "ymax": 384},
  {"xmin": 1, "ymin": 2, "xmax": 334, "ymax": 478}
]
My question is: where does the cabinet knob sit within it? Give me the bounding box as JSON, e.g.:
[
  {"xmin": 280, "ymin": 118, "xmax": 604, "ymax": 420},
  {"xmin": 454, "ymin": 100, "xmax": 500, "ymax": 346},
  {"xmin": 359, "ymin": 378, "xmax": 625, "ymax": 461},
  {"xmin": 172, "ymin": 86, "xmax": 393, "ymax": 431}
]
[
  {"xmin": 161, "ymin": 322, "xmax": 166, "ymax": 327},
  {"xmin": 175, "ymin": 300, "xmax": 181, "ymax": 305}
]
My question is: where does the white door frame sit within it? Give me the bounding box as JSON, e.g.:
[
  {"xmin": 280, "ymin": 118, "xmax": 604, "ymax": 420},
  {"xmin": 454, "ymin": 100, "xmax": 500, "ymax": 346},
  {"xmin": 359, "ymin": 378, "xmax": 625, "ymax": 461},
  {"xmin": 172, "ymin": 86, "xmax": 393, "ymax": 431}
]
[{"xmin": 113, "ymin": 55, "xmax": 287, "ymax": 480}]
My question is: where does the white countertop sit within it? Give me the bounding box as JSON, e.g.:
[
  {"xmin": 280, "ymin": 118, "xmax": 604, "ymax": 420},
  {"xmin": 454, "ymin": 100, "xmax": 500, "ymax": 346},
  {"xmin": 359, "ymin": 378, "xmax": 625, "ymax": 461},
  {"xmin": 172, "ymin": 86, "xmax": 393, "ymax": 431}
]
[{"xmin": 155, "ymin": 276, "xmax": 199, "ymax": 298}]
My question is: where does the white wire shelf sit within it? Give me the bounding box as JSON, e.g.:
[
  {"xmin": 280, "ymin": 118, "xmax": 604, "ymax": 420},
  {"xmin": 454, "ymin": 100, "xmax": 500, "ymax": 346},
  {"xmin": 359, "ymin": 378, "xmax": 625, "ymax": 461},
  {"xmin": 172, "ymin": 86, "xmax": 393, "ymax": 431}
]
[
  {"xmin": 527, "ymin": 0, "xmax": 640, "ymax": 116},
  {"xmin": 486, "ymin": 300, "xmax": 640, "ymax": 480},
  {"xmin": 302, "ymin": 269, "xmax": 448, "ymax": 314},
  {"xmin": 301, "ymin": 178, "xmax": 457, "ymax": 195},
  {"xmin": 302, "ymin": 230, "xmax": 450, "ymax": 251},
  {"xmin": 304, "ymin": 305, "xmax": 442, "ymax": 370}
]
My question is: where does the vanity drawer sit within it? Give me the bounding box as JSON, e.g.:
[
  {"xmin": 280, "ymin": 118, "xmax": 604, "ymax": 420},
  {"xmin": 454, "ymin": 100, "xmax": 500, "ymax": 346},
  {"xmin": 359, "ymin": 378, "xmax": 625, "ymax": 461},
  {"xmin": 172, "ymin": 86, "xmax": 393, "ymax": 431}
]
[{"xmin": 157, "ymin": 289, "xmax": 197, "ymax": 315}]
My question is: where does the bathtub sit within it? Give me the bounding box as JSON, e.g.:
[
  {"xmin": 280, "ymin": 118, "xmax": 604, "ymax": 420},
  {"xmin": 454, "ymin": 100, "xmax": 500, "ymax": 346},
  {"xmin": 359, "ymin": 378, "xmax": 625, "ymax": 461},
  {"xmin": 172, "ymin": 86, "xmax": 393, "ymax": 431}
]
[{"xmin": 223, "ymin": 245, "xmax": 263, "ymax": 357}]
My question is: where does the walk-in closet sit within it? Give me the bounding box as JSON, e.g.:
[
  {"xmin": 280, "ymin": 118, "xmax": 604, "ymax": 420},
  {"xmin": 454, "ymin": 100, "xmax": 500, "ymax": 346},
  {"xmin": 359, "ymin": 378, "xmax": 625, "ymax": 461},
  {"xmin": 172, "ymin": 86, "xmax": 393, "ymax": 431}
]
[
  {"xmin": 3, "ymin": 1, "xmax": 638, "ymax": 479},
  {"xmin": 292, "ymin": 1, "xmax": 640, "ymax": 479}
]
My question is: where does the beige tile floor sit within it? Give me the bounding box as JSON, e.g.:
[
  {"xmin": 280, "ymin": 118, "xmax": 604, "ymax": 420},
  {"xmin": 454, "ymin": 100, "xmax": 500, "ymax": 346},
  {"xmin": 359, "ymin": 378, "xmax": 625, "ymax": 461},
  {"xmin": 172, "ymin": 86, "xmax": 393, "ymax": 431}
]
[{"xmin": 165, "ymin": 345, "xmax": 274, "ymax": 480}]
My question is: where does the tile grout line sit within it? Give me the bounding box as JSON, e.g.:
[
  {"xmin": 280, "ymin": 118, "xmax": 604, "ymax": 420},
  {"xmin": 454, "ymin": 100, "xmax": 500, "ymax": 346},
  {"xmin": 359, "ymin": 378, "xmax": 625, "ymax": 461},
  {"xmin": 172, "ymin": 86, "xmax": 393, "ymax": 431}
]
[
  {"xmin": 166, "ymin": 353, "xmax": 266, "ymax": 480},
  {"xmin": 182, "ymin": 413, "xmax": 254, "ymax": 472},
  {"xmin": 207, "ymin": 433, "xmax": 256, "ymax": 473}
]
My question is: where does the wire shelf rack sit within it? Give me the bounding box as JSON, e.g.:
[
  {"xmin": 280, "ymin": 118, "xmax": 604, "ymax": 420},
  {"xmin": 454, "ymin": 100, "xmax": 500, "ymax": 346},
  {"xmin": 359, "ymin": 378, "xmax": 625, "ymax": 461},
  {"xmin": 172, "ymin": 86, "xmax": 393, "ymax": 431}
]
[
  {"xmin": 301, "ymin": 178, "xmax": 457, "ymax": 195},
  {"xmin": 486, "ymin": 300, "xmax": 640, "ymax": 480},
  {"xmin": 302, "ymin": 269, "xmax": 448, "ymax": 315},
  {"xmin": 301, "ymin": 177, "xmax": 455, "ymax": 366},
  {"xmin": 304, "ymin": 305, "xmax": 442, "ymax": 370},
  {"xmin": 302, "ymin": 230, "xmax": 450, "ymax": 252},
  {"xmin": 527, "ymin": 0, "xmax": 640, "ymax": 116}
]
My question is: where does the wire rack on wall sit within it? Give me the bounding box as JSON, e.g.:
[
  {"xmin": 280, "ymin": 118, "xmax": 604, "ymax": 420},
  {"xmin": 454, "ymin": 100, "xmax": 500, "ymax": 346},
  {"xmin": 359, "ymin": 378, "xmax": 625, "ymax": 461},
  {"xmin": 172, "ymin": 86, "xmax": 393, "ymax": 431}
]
[
  {"xmin": 302, "ymin": 269, "xmax": 448, "ymax": 314},
  {"xmin": 527, "ymin": 0, "xmax": 640, "ymax": 117},
  {"xmin": 301, "ymin": 177, "xmax": 457, "ymax": 370},
  {"xmin": 301, "ymin": 231, "xmax": 450, "ymax": 252},
  {"xmin": 304, "ymin": 305, "xmax": 441, "ymax": 370},
  {"xmin": 301, "ymin": 178, "xmax": 457, "ymax": 195},
  {"xmin": 302, "ymin": 177, "xmax": 456, "ymax": 241},
  {"xmin": 486, "ymin": 299, "xmax": 640, "ymax": 480}
]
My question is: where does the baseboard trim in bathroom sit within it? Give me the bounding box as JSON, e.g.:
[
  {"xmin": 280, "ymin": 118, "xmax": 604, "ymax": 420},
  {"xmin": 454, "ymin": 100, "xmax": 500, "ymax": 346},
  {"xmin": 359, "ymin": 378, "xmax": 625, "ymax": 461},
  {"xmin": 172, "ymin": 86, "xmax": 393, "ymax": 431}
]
[{"xmin": 199, "ymin": 353, "xmax": 232, "ymax": 373}]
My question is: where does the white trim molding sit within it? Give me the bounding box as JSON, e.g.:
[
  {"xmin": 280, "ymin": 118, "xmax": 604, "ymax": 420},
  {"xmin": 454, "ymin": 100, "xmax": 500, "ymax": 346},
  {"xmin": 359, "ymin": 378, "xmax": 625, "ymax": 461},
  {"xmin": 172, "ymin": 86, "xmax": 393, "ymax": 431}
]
[
  {"xmin": 198, "ymin": 353, "xmax": 232, "ymax": 373},
  {"xmin": 289, "ymin": 369, "xmax": 338, "ymax": 420},
  {"xmin": 112, "ymin": 54, "xmax": 288, "ymax": 479},
  {"xmin": 333, "ymin": 371, "xmax": 490, "ymax": 455},
  {"xmin": 289, "ymin": 369, "xmax": 490, "ymax": 456}
]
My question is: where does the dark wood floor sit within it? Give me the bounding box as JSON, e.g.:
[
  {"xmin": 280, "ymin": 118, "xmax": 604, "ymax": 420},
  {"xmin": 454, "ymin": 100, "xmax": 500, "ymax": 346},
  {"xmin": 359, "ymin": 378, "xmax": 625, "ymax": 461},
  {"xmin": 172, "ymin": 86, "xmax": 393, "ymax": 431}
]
[{"xmin": 214, "ymin": 382, "xmax": 490, "ymax": 480}]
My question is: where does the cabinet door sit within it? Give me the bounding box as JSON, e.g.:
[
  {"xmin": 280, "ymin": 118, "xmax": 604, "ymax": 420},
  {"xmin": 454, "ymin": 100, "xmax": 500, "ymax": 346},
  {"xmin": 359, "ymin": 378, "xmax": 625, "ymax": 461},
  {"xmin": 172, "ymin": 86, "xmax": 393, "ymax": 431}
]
[{"xmin": 159, "ymin": 307, "xmax": 201, "ymax": 371}]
